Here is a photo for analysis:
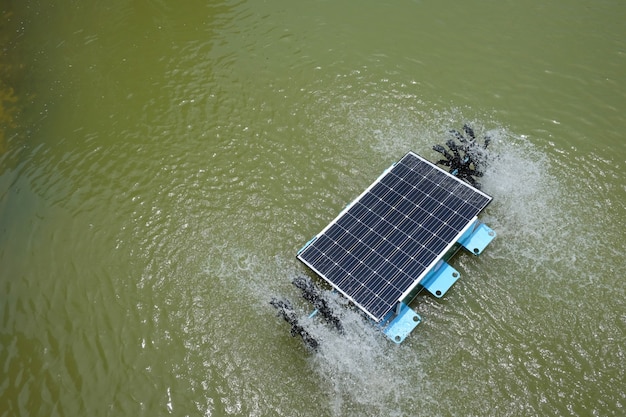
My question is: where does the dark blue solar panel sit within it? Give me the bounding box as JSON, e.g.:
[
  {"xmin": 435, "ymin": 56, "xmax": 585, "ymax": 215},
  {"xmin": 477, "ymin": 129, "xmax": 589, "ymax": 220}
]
[{"xmin": 297, "ymin": 152, "xmax": 492, "ymax": 322}]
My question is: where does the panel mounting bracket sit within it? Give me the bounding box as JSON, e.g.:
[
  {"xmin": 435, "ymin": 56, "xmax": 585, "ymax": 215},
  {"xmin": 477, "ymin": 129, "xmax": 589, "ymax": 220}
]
[
  {"xmin": 460, "ymin": 221, "xmax": 496, "ymax": 256},
  {"xmin": 420, "ymin": 260, "xmax": 460, "ymax": 298},
  {"xmin": 381, "ymin": 302, "xmax": 422, "ymax": 344}
]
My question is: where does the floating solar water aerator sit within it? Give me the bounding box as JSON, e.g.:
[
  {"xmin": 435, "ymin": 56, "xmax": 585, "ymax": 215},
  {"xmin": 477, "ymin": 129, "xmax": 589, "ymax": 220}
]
[{"xmin": 296, "ymin": 151, "xmax": 496, "ymax": 344}]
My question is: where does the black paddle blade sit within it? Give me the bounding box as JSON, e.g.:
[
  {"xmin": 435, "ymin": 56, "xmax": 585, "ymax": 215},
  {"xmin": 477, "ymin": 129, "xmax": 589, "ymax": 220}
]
[
  {"xmin": 433, "ymin": 144, "xmax": 453, "ymax": 161},
  {"xmin": 463, "ymin": 124, "xmax": 475, "ymax": 140},
  {"xmin": 449, "ymin": 129, "xmax": 466, "ymax": 142},
  {"xmin": 292, "ymin": 276, "xmax": 343, "ymax": 333},
  {"xmin": 270, "ymin": 297, "xmax": 319, "ymax": 351},
  {"xmin": 445, "ymin": 139, "xmax": 459, "ymax": 152}
]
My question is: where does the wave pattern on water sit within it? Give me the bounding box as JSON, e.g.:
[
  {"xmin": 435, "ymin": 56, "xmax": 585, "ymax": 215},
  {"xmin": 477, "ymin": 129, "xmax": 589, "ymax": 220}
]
[{"xmin": 2, "ymin": 1, "xmax": 626, "ymax": 416}]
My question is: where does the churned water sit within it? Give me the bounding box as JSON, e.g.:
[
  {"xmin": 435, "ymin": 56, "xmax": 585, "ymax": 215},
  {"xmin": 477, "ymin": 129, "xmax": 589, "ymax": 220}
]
[{"xmin": 1, "ymin": 1, "xmax": 625, "ymax": 416}]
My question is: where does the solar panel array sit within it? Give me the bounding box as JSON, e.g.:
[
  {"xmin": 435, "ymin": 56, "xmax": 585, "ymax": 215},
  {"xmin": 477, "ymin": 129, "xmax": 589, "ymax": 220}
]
[{"xmin": 297, "ymin": 152, "xmax": 492, "ymax": 322}]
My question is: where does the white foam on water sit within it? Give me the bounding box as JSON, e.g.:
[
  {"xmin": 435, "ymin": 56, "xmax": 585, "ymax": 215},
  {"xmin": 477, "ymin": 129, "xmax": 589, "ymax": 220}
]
[
  {"xmin": 200, "ymin": 239, "xmax": 431, "ymax": 416},
  {"xmin": 305, "ymin": 296, "xmax": 433, "ymax": 417},
  {"xmin": 193, "ymin": 71, "xmax": 625, "ymax": 414},
  {"xmin": 195, "ymin": 110, "xmax": 558, "ymax": 416}
]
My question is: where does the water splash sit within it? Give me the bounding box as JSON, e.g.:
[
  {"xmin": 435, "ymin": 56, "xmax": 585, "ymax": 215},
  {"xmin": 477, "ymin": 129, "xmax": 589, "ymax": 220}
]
[{"xmin": 306, "ymin": 297, "xmax": 432, "ymax": 417}]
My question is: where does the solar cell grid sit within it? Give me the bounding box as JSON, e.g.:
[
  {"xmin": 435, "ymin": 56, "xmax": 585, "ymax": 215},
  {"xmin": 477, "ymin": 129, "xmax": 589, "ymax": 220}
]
[{"xmin": 297, "ymin": 151, "xmax": 491, "ymax": 322}]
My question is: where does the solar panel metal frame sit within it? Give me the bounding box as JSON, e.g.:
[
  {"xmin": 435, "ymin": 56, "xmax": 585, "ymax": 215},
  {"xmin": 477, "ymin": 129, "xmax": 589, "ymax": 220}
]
[{"xmin": 297, "ymin": 151, "xmax": 492, "ymax": 322}]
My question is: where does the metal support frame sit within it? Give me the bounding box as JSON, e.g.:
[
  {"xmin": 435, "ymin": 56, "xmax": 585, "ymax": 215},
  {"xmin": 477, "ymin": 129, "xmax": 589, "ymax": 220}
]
[{"xmin": 380, "ymin": 220, "xmax": 496, "ymax": 343}]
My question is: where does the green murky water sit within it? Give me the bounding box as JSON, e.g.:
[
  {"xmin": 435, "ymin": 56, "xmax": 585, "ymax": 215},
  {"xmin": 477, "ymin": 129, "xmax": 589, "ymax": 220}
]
[{"xmin": 1, "ymin": 1, "xmax": 625, "ymax": 416}]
